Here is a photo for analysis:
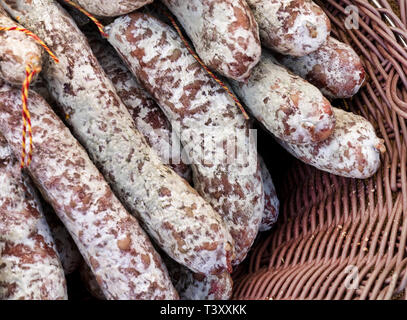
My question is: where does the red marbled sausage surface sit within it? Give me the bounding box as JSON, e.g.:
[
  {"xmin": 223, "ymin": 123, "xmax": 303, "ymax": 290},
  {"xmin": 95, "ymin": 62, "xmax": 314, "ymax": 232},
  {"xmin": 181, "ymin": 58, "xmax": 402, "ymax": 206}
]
[
  {"xmin": 0, "ymin": 133, "xmax": 67, "ymax": 300},
  {"xmin": 259, "ymin": 157, "xmax": 279, "ymax": 232},
  {"xmin": 106, "ymin": 12, "xmax": 264, "ymax": 266},
  {"xmin": 161, "ymin": 0, "xmax": 261, "ymax": 81},
  {"xmin": 277, "ymin": 108, "xmax": 385, "ymax": 179},
  {"xmin": 1, "ymin": 0, "xmax": 234, "ymax": 276},
  {"xmin": 230, "ymin": 51, "xmax": 336, "ymax": 145},
  {"xmin": 0, "ymin": 5, "xmax": 42, "ymax": 85},
  {"xmin": 0, "ymin": 86, "xmax": 178, "ymax": 300},
  {"xmin": 276, "ymin": 37, "xmax": 366, "ymax": 99},
  {"xmin": 71, "ymin": 0, "xmax": 153, "ymax": 17},
  {"xmin": 246, "ymin": 0, "xmax": 331, "ymax": 56},
  {"xmin": 87, "ymin": 34, "xmax": 192, "ymax": 182}
]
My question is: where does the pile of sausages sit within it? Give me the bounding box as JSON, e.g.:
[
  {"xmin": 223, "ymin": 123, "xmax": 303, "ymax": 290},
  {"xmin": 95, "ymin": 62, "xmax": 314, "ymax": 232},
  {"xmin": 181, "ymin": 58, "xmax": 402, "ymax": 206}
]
[{"xmin": 0, "ymin": 0, "xmax": 385, "ymax": 300}]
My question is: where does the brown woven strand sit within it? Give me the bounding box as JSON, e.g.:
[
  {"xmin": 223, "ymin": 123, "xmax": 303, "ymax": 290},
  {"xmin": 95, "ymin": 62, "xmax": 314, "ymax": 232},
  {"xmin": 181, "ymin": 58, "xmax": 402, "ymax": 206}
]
[{"xmin": 232, "ymin": 0, "xmax": 407, "ymax": 300}]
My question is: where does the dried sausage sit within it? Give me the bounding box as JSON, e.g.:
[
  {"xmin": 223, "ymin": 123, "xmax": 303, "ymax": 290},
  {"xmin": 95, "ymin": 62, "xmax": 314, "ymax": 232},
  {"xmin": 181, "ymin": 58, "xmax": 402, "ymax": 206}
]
[
  {"xmin": 277, "ymin": 108, "xmax": 385, "ymax": 179},
  {"xmin": 276, "ymin": 37, "xmax": 366, "ymax": 99},
  {"xmin": 0, "ymin": 133, "xmax": 67, "ymax": 300},
  {"xmin": 106, "ymin": 12, "xmax": 264, "ymax": 265},
  {"xmin": 246, "ymin": 0, "xmax": 330, "ymax": 56},
  {"xmin": 1, "ymin": 0, "xmax": 234, "ymax": 275},
  {"xmin": 161, "ymin": 0, "xmax": 261, "ymax": 81},
  {"xmin": 0, "ymin": 85, "xmax": 178, "ymax": 300},
  {"xmin": 230, "ymin": 51, "xmax": 335, "ymax": 144},
  {"xmin": 0, "ymin": 5, "xmax": 42, "ymax": 85}
]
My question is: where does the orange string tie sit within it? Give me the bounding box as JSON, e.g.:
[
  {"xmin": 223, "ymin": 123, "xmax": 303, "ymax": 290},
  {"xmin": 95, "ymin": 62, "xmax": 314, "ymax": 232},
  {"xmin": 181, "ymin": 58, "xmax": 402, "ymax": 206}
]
[
  {"xmin": 0, "ymin": 26, "xmax": 59, "ymax": 168},
  {"xmin": 21, "ymin": 65, "xmax": 38, "ymax": 168},
  {"xmin": 160, "ymin": 7, "xmax": 250, "ymax": 121},
  {"xmin": 62, "ymin": 0, "xmax": 108, "ymax": 38},
  {"xmin": 0, "ymin": 26, "xmax": 59, "ymax": 63}
]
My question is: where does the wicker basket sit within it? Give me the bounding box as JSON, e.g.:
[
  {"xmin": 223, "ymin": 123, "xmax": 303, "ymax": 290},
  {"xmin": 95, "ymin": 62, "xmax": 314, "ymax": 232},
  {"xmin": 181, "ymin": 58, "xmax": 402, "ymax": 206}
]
[{"xmin": 231, "ymin": 0, "xmax": 407, "ymax": 300}]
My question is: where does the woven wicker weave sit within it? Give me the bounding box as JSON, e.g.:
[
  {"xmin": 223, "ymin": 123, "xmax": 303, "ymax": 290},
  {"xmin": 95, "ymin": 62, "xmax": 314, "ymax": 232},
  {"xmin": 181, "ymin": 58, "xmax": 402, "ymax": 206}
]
[{"xmin": 232, "ymin": 0, "xmax": 407, "ymax": 300}]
